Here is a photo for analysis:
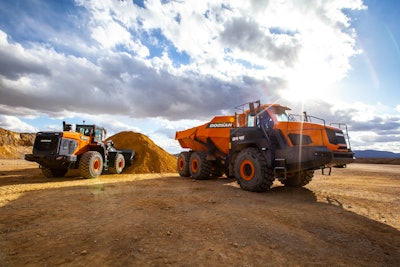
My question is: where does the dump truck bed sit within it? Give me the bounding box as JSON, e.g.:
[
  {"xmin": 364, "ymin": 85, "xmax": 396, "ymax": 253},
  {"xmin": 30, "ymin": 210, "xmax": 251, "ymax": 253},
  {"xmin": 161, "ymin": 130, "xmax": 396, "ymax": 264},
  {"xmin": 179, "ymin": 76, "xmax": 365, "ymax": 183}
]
[{"xmin": 175, "ymin": 115, "xmax": 235, "ymax": 155}]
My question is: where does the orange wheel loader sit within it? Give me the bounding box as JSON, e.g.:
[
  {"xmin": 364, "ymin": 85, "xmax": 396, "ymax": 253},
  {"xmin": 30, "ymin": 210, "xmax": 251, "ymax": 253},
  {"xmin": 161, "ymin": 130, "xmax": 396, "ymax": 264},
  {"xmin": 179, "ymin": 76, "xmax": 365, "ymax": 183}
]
[
  {"xmin": 175, "ymin": 100, "xmax": 354, "ymax": 192},
  {"xmin": 25, "ymin": 121, "xmax": 135, "ymax": 179}
]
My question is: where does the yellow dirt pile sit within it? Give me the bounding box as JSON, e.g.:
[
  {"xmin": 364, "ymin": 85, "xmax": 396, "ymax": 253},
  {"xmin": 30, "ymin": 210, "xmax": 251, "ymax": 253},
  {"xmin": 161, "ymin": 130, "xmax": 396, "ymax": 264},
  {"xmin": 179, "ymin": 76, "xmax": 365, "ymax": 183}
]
[
  {"xmin": 0, "ymin": 128, "xmax": 35, "ymax": 159},
  {"xmin": 107, "ymin": 131, "xmax": 177, "ymax": 174}
]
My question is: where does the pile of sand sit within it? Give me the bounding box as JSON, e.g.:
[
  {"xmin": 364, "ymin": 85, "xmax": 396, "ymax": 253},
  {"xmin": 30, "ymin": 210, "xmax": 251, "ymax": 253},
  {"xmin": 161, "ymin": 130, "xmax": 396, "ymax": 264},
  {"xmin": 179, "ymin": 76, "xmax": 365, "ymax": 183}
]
[
  {"xmin": 107, "ymin": 131, "xmax": 177, "ymax": 174},
  {"xmin": 0, "ymin": 128, "xmax": 35, "ymax": 159}
]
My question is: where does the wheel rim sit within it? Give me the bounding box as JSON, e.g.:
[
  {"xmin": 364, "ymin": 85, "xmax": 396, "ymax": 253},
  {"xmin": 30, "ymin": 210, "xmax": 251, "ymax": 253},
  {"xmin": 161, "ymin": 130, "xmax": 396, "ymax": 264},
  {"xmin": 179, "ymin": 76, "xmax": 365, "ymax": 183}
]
[
  {"xmin": 240, "ymin": 159, "xmax": 254, "ymax": 181},
  {"xmin": 118, "ymin": 159, "xmax": 124, "ymax": 169},
  {"xmin": 178, "ymin": 158, "xmax": 185, "ymax": 171},
  {"xmin": 191, "ymin": 158, "xmax": 199, "ymax": 173},
  {"xmin": 93, "ymin": 158, "xmax": 101, "ymax": 171}
]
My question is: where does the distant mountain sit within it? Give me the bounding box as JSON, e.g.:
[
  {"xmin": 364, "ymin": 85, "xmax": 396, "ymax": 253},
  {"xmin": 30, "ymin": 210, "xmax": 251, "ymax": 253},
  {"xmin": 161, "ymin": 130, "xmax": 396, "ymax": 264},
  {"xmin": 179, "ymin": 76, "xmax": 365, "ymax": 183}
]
[{"xmin": 354, "ymin": 150, "xmax": 400, "ymax": 159}]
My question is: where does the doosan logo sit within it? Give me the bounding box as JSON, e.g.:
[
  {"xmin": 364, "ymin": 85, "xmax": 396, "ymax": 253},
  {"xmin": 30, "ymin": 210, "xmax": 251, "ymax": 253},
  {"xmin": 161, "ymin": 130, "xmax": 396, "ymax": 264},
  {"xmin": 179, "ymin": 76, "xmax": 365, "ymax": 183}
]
[{"xmin": 207, "ymin": 122, "xmax": 233, "ymax": 128}]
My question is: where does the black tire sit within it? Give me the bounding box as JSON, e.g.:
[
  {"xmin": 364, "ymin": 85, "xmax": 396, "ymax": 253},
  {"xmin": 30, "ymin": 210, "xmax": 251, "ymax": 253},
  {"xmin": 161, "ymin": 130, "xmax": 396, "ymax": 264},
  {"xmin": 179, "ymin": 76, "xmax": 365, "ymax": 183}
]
[
  {"xmin": 234, "ymin": 148, "xmax": 274, "ymax": 192},
  {"xmin": 109, "ymin": 153, "xmax": 125, "ymax": 174},
  {"xmin": 79, "ymin": 151, "xmax": 103, "ymax": 179},
  {"xmin": 41, "ymin": 167, "xmax": 68, "ymax": 178},
  {"xmin": 227, "ymin": 153, "xmax": 238, "ymax": 178},
  {"xmin": 189, "ymin": 151, "xmax": 211, "ymax": 180},
  {"xmin": 177, "ymin": 152, "xmax": 190, "ymax": 177},
  {"xmin": 280, "ymin": 170, "xmax": 314, "ymax": 187}
]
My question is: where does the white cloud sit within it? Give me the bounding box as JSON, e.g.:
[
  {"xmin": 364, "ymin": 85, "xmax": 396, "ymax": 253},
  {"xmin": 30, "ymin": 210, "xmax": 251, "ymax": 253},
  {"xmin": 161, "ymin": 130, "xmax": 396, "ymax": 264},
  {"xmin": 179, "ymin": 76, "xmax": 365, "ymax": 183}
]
[
  {"xmin": 91, "ymin": 21, "xmax": 130, "ymax": 48},
  {"xmin": 1, "ymin": 1, "xmax": 367, "ymax": 115},
  {"xmin": 0, "ymin": 115, "xmax": 38, "ymax": 132}
]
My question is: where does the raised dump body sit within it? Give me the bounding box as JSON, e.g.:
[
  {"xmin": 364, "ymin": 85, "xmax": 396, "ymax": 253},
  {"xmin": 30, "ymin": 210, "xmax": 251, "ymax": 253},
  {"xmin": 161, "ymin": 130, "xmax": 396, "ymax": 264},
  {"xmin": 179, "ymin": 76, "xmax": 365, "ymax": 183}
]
[
  {"xmin": 176, "ymin": 115, "xmax": 235, "ymax": 156},
  {"xmin": 175, "ymin": 100, "xmax": 354, "ymax": 192}
]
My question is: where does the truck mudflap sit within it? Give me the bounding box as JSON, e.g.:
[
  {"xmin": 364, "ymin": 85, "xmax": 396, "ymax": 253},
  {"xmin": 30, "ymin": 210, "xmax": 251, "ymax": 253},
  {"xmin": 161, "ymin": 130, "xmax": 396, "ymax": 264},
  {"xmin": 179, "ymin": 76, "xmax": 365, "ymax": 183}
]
[
  {"xmin": 278, "ymin": 146, "xmax": 354, "ymax": 172},
  {"xmin": 24, "ymin": 154, "xmax": 77, "ymax": 169}
]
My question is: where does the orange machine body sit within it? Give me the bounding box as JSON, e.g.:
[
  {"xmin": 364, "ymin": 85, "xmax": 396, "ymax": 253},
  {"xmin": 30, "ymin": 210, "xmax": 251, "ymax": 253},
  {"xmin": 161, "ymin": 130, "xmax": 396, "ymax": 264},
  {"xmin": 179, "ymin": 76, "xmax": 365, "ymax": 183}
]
[
  {"xmin": 175, "ymin": 103, "xmax": 352, "ymax": 157},
  {"xmin": 176, "ymin": 115, "xmax": 235, "ymax": 155},
  {"xmin": 61, "ymin": 131, "xmax": 92, "ymax": 156},
  {"xmin": 175, "ymin": 101, "xmax": 354, "ymax": 192}
]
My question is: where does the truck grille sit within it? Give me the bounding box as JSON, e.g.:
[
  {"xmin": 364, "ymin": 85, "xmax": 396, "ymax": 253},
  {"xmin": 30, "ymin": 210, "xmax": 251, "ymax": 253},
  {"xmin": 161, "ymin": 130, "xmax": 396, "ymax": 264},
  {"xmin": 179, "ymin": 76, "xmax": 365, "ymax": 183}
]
[{"xmin": 33, "ymin": 133, "xmax": 61, "ymax": 154}]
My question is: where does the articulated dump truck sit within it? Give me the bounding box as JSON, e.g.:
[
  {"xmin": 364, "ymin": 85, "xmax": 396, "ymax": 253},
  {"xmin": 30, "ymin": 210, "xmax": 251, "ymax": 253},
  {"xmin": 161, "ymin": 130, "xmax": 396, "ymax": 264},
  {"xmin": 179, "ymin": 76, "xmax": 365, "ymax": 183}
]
[{"xmin": 175, "ymin": 100, "xmax": 354, "ymax": 192}]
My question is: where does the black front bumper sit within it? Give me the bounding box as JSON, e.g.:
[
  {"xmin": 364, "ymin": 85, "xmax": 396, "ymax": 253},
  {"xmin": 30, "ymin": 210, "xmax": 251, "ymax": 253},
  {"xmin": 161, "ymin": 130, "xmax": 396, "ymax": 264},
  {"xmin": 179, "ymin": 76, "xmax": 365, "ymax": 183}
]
[
  {"xmin": 277, "ymin": 147, "xmax": 354, "ymax": 172},
  {"xmin": 25, "ymin": 154, "xmax": 77, "ymax": 169},
  {"xmin": 326, "ymin": 151, "xmax": 355, "ymax": 167}
]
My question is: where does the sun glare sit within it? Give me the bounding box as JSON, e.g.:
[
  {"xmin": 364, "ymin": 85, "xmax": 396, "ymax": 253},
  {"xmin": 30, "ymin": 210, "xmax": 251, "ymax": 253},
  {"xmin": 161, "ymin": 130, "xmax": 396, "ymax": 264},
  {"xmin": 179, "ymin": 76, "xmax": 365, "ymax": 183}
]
[
  {"xmin": 282, "ymin": 79, "xmax": 327, "ymax": 102},
  {"xmin": 281, "ymin": 62, "xmax": 336, "ymax": 102},
  {"xmin": 282, "ymin": 85, "xmax": 323, "ymax": 102}
]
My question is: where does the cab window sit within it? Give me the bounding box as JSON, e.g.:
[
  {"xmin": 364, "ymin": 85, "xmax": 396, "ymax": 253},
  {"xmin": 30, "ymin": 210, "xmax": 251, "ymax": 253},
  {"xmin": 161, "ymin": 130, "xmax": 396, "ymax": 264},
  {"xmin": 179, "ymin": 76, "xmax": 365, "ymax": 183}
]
[
  {"xmin": 247, "ymin": 115, "xmax": 256, "ymax": 127},
  {"xmin": 94, "ymin": 128, "xmax": 103, "ymax": 141},
  {"xmin": 269, "ymin": 107, "xmax": 290, "ymax": 122}
]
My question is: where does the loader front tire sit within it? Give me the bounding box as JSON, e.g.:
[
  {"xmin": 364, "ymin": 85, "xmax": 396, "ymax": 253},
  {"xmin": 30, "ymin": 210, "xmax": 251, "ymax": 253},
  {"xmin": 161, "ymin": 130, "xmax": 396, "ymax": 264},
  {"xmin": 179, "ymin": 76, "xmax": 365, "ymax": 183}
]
[
  {"xmin": 189, "ymin": 151, "xmax": 211, "ymax": 180},
  {"xmin": 109, "ymin": 153, "xmax": 125, "ymax": 174},
  {"xmin": 80, "ymin": 151, "xmax": 103, "ymax": 179},
  {"xmin": 177, "ymin": 152, "xmax": 190, "ymax": 177},
  {"xmin": 234, "ymin": 148, "xmax": 274, "ymax": 192}
]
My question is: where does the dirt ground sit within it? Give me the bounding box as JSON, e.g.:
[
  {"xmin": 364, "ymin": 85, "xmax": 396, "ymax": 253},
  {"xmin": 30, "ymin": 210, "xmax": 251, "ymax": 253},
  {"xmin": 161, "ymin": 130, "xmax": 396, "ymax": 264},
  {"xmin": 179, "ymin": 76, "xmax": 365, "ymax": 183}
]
[{"xmin": 0, "ymin": 160, "xmax": 399, "ymax": 267}]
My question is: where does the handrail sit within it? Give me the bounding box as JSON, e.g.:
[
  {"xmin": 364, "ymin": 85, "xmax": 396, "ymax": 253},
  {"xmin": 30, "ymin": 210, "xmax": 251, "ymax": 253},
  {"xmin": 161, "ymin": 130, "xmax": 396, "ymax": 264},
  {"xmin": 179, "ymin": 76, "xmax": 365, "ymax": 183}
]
[
  {"xmin": 330, "ymin": 123, "xmax": 352, "ymax": 149},
  {"xmin": 235, "ymin": 100, "xmax": 261, "ymax": 114},
  {"xmin": 289, "ymin": 113, "xmax": 326, "ymax": 126}
]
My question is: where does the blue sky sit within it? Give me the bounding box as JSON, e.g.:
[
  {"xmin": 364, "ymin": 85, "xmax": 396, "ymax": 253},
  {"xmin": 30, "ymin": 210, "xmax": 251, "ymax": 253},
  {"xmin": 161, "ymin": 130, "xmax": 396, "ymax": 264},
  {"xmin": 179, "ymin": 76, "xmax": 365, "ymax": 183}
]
[{"xmin": 0, "ymin": 0, "xmax": 399, "ymax": 154}]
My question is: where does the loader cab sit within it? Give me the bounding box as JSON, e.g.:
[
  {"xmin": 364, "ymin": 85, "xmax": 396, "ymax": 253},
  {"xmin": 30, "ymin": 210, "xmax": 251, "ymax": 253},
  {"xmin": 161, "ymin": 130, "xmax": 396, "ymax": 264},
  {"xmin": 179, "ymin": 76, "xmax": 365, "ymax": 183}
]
[{"xmin": 75, "ymin": 124, "xmax": 105, "ymax": 143}]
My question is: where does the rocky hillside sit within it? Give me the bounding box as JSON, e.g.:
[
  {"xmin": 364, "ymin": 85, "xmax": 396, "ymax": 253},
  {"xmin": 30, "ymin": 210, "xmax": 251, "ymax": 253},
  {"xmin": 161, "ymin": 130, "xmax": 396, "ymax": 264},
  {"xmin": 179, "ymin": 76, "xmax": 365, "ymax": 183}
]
[{"xmin": 0, "ymin": 128, "xmax": 35, "ymax": 159}]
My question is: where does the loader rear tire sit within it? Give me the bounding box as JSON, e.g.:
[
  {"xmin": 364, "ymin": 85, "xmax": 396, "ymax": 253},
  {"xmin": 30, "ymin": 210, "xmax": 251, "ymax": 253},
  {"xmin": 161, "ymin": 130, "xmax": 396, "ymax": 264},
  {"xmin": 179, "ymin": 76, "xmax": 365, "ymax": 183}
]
[
  {"xmin": 281, "ymin": 170, "xmax": 314, "ymax": 187},
  {"xmin": 109, "ymin": 153, "xmax": 125, "ymax": 174},
  {"xmin": 41, "ymin": 167, "xmax": 68, "ymax": 178},
  {"xmin": 234, "ymin": 148, "xmax": 274, "ymax": 192},
  {"xmin": 177, "ymin": 152, "xmax": 190, "ymax": 177},
  {"xmin": 79, "ymin": 151, "xmax": 103, "ymax": 179},
  {"xmin": 189, "ymin": 151, "xmax": 211, "ymax": 180}
]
